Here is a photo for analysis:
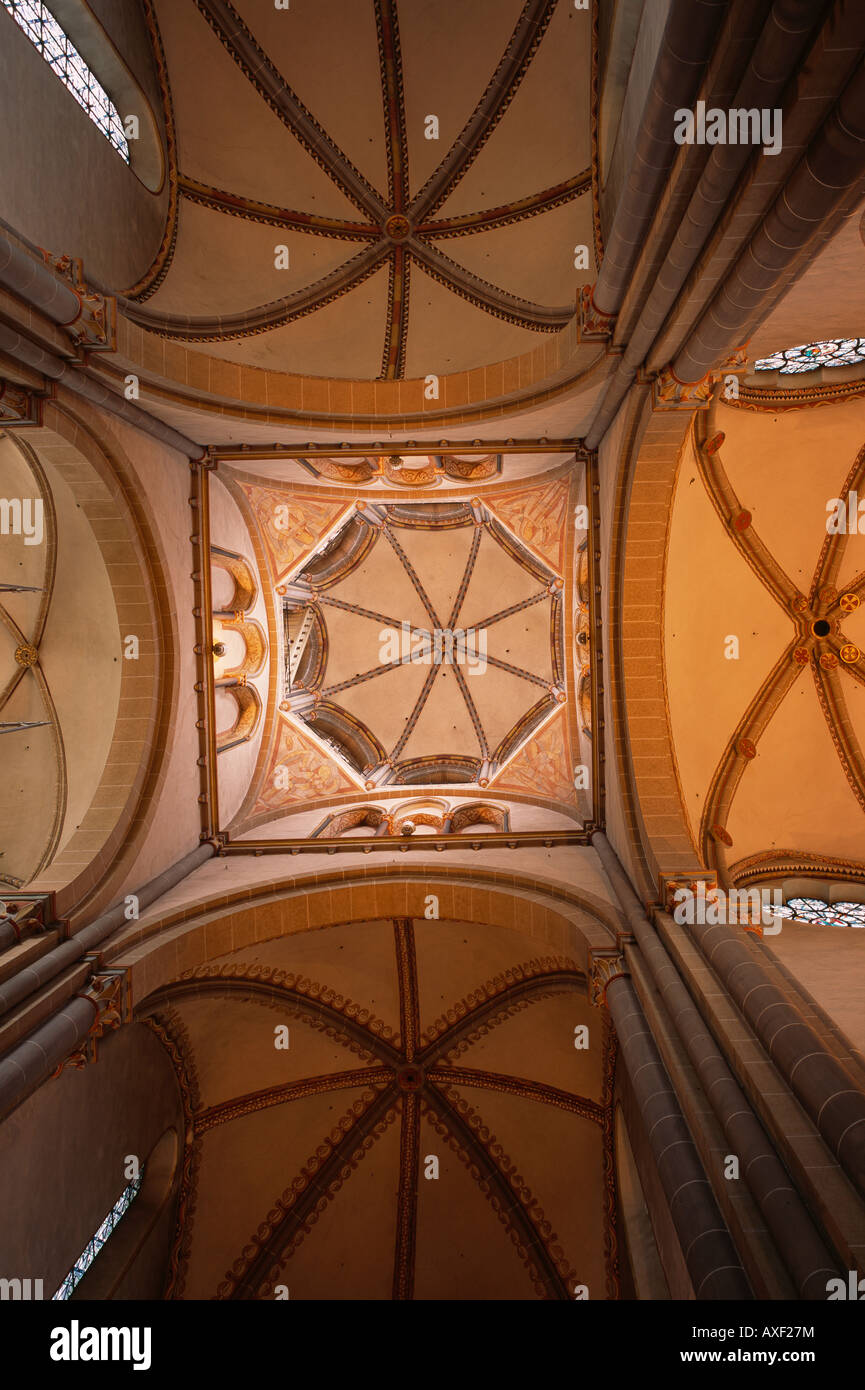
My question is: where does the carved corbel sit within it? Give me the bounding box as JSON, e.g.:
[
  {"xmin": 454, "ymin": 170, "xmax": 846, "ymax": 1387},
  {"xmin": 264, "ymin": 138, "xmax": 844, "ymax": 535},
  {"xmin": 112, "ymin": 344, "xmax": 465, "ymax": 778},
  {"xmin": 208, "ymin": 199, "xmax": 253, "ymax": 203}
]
[
  {"xmin": 577, "ymin": 283, "xmax": 616, "ymax": 342},
  {"xmin": 0, "ymin": 377, "xmax": 42, "ymax": 425},
  {"xmin": 54, "ymin": 967, "xmax": 131, "ymax": 1074},
  {"xmin": 38, "ymin": 249, "xmax": 116, "ymax": 352}
]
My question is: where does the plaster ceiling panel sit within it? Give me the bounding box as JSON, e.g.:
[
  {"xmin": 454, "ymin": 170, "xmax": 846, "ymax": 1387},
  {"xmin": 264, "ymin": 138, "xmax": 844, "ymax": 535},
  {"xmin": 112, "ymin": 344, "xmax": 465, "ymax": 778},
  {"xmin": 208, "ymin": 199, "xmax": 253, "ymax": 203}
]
[
  {"xmin": 325, "ymin": 531, "xmax": 431, "ymax": 632},
  {"xmin": 143, "ymin": 201, "xmax": 358, "ymax": 318},
  {"xmin": 202, "ymin": 261, "xmax": 391, "ymax": 378},
  {"xmin": 0, "ymin": 436, "xmax": 47, "ymax": 637},
  {"xmin": 0, "ymin": 436, "xmax": 125, "ymax": 882},
  {"xmin": 181, "ymin": 1090, "xmax": 375, "ymax": 1299},
  {"xmin": 414, "ymin": 1105, "xmax": 541, "ymax": 1299},
  {"xmin": 433, "ymin": 199, "xmax": 590, "ymax": 309},
  {"xmin": 154, "ymin": 996, "xmax": 379, "ymax": 1111},
  {"xmin": 436, "ymin": 0, "xmax": 590, "ymax": 217},
  {"xmin": 0, "ymin": 671, "xmax": 59, "ymax": 886},
  {"xmin": 837, "ymin": 671, "xmax": 865, "ymax": 773},
  {"xmin": 835, "ymin": 541, "xmax": 865, "ymax": 595},
  {"xmin": 449, "ymin": 1084, "xmax": 607, "ymax": 1296},
  {"xmin": 400, "ymin": 0, "xmax": 526, "ymax": 203},
  {"xmin": 37, "ymin": 458, "xmax": 121, "ymax": 852},
  {"xmin": 403, "ymin": 264, "xmax": 548, "ymax": 377},
  {"xmin": 232, "ymin": 0, "xmax": 390, "ymax": 198},
  {"xmin": 216, "ymin": 921, "xmax": 404, "ymax": 1039},
  {"xmin": 316, "ymin": 600, "xmax": 415, "ymax": 689},
  {"xmin": 393, "ymin": 521, "xmax": 477, "ymax": 624},
  {"xmin": 397, "ymin": 664, "xmax": 477, "ymax": 763},
  {"xmin": 765, "ymin": 926, "xmax": 865, "ymax": 1056},
  {"xmin": 272, "ymin": 1112, "xmax": 400, "ymax": 1300},
  {"xmin": 465, "ymin": 661, "xmax": 544, "ymax": 756},
  {"xmin": 665, "ymin": 439, "xmax": 793, "ymax": 844},
  {"xmin": 459, "ymin": 529, "xmax": 546, "ymax": 629},
  {"xmin": 413, "ymin": 919, "xmax": 579, "ymax": 1038},
  {"xmin": 153, "ymin": 0, "xmax": 361, "ymax": 217},
  {"xmin": 841, "ymin": 602, "xmax": 865, "ymax": 648},
  {"xmin": 715, "ymin": 397, "xmax": 865, "ymax": 590},
  {"xmin": 724, "ymin": 677, "xmax": 865, "ymax": 863},
  {"xmin": 446, "ymin": 990, "xmax": 604, "ymax": 1101},
  {"xmin": 486, "ymin": 605, "xmax": 555, "ymax": 684},
  {"xmin": 332, "ymin": 658, "xmax": 434, "ymax": 757},
  {"xmin": 828, "ymin": 508, "xmax": 862, "ymax": 594}
]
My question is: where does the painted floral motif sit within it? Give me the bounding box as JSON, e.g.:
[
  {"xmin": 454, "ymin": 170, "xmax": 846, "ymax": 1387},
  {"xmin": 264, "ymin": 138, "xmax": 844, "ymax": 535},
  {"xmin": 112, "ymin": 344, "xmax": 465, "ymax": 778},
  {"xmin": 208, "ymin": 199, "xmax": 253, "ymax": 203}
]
[
  {"xmin": 240, "ymin": 485, "xmax": 347, "ymax": 583},
  {"xmin": 493, "ymin": 710, "xmax": 574, "ymax": 804},
  {"xmin": 488, "ymin": 477, "xmax": 569, "ymax": 573},
  {"xmin": 255, "ymin": 718, "xmax": 356, "ymax": 812}
]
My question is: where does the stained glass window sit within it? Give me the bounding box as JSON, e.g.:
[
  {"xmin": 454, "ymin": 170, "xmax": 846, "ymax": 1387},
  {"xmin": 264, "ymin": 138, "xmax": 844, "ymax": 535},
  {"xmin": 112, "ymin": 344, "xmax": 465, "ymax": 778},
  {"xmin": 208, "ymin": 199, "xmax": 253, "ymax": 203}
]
[
  {"xmin": 755, "ymin": 339, "xmax": 865, "ymax": 374},
  {"xmin": 772, "ymin": 897, "xmax": 865, "ymax": 928},
  {"xmin": 2, "ymin": 0, "xmax": 129, "ymax": 161},
  {"xmin": 51, "ymin": 1174, "xmax": 143, "ymax": 1300}
]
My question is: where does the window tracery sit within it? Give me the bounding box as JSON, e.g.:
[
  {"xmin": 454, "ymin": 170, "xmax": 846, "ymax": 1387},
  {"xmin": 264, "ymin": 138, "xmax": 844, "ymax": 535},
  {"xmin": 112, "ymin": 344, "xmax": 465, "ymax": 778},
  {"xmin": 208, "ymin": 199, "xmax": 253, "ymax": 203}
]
[
  {"xmin": 52, "ymin": 1174, "xmax": 143, "ymax": 1300},
  {"xmin": 773, "ymin": 897, "xmax": 865, "ymax": 928},
  {"xmin": 754, "ymin": 339, "xmax": 865, "ymax": 374},
  {"xmin": 2, "ymin": 0, "xmax": 129, "ymax": 161}
]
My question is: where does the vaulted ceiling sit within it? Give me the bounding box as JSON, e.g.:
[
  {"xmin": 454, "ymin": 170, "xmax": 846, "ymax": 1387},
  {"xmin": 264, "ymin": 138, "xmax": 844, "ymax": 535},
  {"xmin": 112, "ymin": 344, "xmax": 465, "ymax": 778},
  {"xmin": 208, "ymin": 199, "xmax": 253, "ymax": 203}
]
[
  {"xmin": 127, "ymin": 0, "xmax": 592, "ymax": 379},
  {"xmin": 664, "ymin": 389, "xmax": 865, "ymax": 885},
  {"xmin": 144, "ymin": 916, "xmax": 616, "ymax": 1300},
  {"xmin": 221, "ymin": 461, "xmax": 592, "ymax": 830},
  {"xmin": 288, "ymin": 501, "xmax": 565, "ymax": 783},
  {"xmin": 0, "ymin": 430, "xmax": 122, "ymax": 888}
]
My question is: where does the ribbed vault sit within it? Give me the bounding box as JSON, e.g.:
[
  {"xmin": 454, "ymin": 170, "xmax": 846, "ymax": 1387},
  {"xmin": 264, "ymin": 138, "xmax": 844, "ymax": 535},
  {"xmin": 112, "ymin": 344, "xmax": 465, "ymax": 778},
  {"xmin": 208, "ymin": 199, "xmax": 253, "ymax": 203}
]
[
  {"xmin": 664, "ymin": 391, "xmax": 865, "ymax": 888},
  {"xmin": 126, "ymin": 0, "xmax": 592, "ymax": 379},
  {"xmin": 142, "ymin": 915, "xmax": 617, "ymax": 1300}
]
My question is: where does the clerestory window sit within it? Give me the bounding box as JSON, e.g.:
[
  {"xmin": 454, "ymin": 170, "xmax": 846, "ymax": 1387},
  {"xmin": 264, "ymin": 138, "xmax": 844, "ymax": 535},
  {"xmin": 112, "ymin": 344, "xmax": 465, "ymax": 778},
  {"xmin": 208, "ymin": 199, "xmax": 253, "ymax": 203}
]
[
  {"xmin": 2, "ymin": 0, "xmax": 129, "ymax": 161},
  {"xmin": 774, "ymin": 897, "xmax": 865, "ymax": 928},
  {"xmin": 755, "ymin": 339, "xmax": 865, "ymax": 374},
  {"xmin": 51, "ymin": 1173, "xmax": 143, "ymax": 1300}
]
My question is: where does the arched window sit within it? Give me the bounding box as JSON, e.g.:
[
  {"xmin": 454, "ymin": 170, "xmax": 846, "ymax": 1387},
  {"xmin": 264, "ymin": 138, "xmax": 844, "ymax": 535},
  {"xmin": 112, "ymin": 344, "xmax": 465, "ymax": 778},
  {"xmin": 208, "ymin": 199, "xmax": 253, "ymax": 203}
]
[
  {"xmin": 2, "ymin": 0, "xmax": 129, "ymax": 162},
  {"xmin": 774, "ymin": 898, "xmax": 865, "ymax": 928},
  {"xmin": 755, "ymin": 339, "xmax": 865, "ymax": 374},
  {"xmin": 51, "ymin": 1173, "xmax": 143, "ymax": 1300}
]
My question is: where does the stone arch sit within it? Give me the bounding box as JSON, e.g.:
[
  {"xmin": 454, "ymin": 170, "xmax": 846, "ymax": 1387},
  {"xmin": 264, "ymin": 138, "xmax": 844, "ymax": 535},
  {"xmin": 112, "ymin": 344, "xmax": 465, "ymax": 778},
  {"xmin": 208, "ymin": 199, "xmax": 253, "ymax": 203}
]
[
  {"xmin": 308, "ymin": 701, "xmax": 387, "ymax": 774},
  {"xmin": 607, "ymin": 386, "xmax": 702, "ymax": 897},
  {"xmin": 393, "ymin": 755, "xmax": 482, "ymax": 785},
  {"xmin": 21, "ymin": 392, "xmax": 178, "ymax": 923},
  {"xmin": 215, "ymin": 616, "xmax": 267, "ymax": 680},
  {"xmin": 297, "ymin": 514, "xmax": 376, "ymax": 589},
  {"xmin": 108, "ymin": 867, "xmax": 620, "ymax": 1011},
  {"xmin": 450, "ymin": 803, "xmax": 509, "ymax": 834},
  {"xmin": 314, "ymin": 805, "xmax": 387, "ymax": 837},
  {"xmin": 210, "ymin": 548, "xmax": 257, "ymax": 613},
  {"xmin": 216, "ymin": 683, "xmax": 261, "ymax": 753}
]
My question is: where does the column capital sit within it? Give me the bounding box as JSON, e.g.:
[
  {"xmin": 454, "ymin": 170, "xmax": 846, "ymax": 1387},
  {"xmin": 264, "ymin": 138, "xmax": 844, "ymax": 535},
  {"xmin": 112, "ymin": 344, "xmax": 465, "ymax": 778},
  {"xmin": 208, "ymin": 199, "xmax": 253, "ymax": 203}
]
[
  {"xmin": 587, "ymin": 949, "xmax": 628, "ymax": 1007},
  {"xmin": 659, "ymin": 871, "xmax": 718, "ymax": 915}
]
